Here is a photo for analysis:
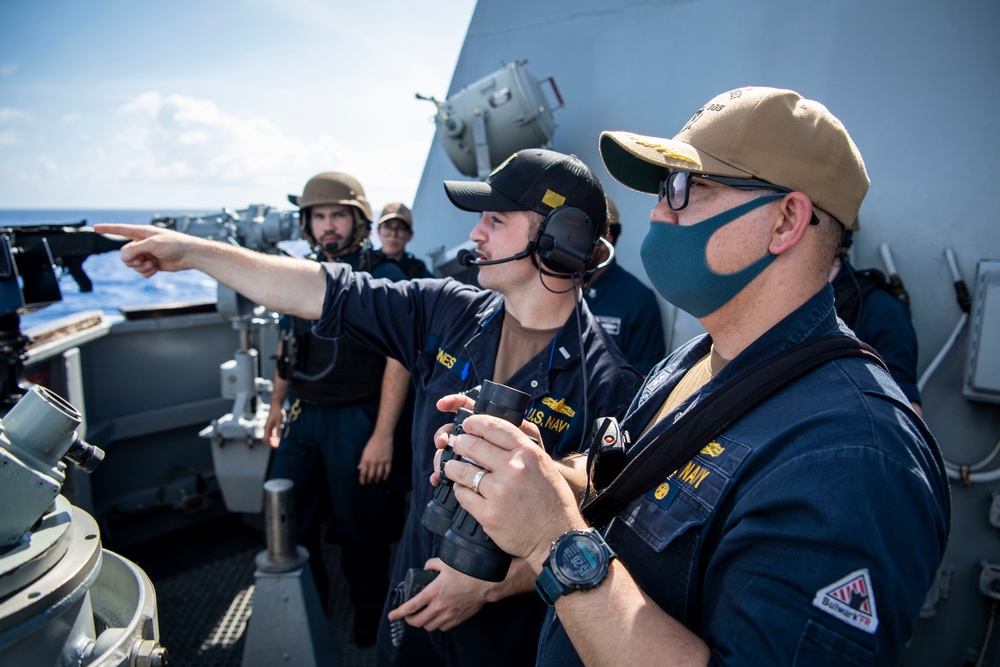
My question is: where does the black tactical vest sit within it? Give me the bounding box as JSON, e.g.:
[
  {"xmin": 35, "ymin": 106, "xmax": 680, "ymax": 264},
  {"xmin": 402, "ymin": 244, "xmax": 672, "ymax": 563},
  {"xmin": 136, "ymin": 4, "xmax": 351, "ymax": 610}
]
[{"xmin": 283, "ymin": 250, "xmax": 391, "ymax": 405}]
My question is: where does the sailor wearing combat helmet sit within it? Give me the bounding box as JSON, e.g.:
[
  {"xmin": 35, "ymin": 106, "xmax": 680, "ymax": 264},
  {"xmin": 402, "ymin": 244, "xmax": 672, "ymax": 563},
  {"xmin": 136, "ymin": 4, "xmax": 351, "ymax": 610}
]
[{"xmin": 264, "ymin": 172, "xmax": 410, "ymax": 647}]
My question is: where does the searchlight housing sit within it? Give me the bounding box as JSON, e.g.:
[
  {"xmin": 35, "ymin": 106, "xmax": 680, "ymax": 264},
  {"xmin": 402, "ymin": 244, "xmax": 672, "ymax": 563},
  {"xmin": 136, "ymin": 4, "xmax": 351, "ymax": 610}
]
[{"xmin": 419, "ymin": 60, "xmax": 563, "ymax": 178}]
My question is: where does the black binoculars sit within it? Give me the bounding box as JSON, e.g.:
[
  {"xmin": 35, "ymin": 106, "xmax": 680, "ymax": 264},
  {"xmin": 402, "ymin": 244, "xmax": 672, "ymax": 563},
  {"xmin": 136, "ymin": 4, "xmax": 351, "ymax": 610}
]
[{"xmin": 421, "ymin": 379, "xmax": 530, "ymax": 582}]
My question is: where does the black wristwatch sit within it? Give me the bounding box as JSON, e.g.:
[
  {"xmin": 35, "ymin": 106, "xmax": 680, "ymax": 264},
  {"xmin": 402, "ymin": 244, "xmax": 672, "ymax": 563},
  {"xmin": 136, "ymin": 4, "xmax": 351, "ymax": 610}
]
[{"xmin": 535, "ymin": 528, "xmax": 616, "ymax": 606}]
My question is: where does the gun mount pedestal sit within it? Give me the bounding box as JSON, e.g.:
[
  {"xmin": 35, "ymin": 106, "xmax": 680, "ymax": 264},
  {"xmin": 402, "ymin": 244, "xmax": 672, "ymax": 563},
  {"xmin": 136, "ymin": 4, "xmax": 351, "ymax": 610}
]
[
  {"xmin": 157, "ymin": 206, "xmax": 300, "ymax": 516},
  {"xmin": 241, "ymin": 479, "xmax": 338, "ymax": 667},
  {"xmin": 200, "ymin": 285, "xmax": 277, "ymax": 514}
]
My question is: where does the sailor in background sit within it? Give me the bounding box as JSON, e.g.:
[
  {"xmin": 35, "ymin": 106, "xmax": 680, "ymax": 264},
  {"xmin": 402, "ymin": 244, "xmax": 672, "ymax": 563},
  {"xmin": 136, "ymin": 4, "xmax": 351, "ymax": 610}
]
[
  {"xmin": 374, "ymin": 201, "xmax": 431, "ymax": 545},
  {"xmin": 263, "ymin": 172, "xmax": 410, "ymax": 647},
  {"xmin": 584, "ymin": 196, "xmax": 666, "ymax": 376},
  {"xmin": 831, "ymin": 228, "xmax": 922, "ymax": 414},
  {"xmin": 438, "ymin": 87, "xmax": 950, "ymax": 666},
  {"xmin": 376, "ymin": 202, "xmax": 433, "ymax": 278}
]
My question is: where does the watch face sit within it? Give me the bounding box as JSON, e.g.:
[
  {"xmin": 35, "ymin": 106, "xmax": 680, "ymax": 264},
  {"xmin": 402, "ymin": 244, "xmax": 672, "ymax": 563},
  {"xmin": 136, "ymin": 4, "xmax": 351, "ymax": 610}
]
[{"xmin": 552, "ymin": 533, "xmax": 607, "ymax": 587}]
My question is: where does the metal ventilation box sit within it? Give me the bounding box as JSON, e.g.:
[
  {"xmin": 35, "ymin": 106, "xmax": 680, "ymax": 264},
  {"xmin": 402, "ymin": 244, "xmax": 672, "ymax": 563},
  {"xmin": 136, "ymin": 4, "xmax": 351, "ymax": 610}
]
[{"xmin": 964, "ymin": 259, "xmax": 1000, "ymax": 403}]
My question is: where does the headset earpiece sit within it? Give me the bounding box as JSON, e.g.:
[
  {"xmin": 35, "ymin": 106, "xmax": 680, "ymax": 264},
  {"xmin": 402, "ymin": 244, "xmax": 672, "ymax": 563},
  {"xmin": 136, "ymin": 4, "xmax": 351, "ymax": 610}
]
[{"xmin": 534, "ymin": 206, "xmax": 598, "ymax": 275}]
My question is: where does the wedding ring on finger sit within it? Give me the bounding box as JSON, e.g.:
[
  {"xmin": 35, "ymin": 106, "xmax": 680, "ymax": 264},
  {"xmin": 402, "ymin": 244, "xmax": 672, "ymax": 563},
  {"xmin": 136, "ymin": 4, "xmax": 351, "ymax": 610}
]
[{"xmin": 471, "ymin": 469, "xmax": 487, "ymax": 495}]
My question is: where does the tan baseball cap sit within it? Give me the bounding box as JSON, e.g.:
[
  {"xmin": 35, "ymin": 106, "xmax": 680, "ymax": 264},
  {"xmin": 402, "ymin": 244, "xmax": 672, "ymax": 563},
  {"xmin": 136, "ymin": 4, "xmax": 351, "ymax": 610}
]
[
  {"xmin": 378, "ymin": 202, "xmax": 414, "ymax": 230},
  {"xmin": 599, "ymin": 87, "xmax": 869, "ymax": 229}
]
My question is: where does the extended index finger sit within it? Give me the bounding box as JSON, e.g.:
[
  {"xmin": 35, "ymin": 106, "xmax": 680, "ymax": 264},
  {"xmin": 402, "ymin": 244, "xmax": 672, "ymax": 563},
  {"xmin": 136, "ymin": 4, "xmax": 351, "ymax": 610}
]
[{"xmin": 93, "ymin": 223, "xmax": 154, "ymax": 241}]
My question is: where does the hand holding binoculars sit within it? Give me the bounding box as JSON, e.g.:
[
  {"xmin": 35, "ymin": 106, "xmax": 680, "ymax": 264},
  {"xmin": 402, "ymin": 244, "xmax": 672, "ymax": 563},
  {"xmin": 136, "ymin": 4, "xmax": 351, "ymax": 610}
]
[{"xmin": 421, "ymin": 380, "xmax": 530, "ymax": 582}]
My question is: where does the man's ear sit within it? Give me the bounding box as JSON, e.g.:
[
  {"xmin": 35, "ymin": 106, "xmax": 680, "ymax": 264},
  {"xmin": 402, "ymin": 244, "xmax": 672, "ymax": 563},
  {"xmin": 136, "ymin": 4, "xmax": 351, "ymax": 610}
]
[{"xmin": 768, "ymin": 192, "xmax": 814, "ymax": 255}]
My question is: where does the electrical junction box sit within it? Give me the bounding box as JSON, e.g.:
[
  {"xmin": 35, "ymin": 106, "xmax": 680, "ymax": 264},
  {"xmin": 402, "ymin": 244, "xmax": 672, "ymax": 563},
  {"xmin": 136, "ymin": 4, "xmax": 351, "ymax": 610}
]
[{"xmin": 964, "ymin": 259, "xmax": 1000, "ymax": 403}]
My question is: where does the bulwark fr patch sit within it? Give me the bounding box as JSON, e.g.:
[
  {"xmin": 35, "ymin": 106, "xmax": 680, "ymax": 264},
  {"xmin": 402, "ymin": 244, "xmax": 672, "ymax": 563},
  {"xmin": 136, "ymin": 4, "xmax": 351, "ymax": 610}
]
[{"xmin": 812, "ymin": 568, "xmax": 879, "ymax": 634}]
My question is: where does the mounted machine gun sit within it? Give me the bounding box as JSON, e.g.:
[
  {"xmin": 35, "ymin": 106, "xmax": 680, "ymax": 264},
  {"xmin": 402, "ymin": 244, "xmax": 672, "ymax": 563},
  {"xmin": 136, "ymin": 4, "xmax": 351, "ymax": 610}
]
[{"xmin": 0, "ymin": 221, "xmax": 127, "ymax": 413}]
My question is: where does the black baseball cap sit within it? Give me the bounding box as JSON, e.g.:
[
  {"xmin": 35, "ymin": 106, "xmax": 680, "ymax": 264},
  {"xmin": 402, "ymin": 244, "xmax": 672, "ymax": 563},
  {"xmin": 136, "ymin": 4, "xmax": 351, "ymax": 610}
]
[{"xmin": 443, "ymin": 149, "xmax": 608, "ymax": 236}]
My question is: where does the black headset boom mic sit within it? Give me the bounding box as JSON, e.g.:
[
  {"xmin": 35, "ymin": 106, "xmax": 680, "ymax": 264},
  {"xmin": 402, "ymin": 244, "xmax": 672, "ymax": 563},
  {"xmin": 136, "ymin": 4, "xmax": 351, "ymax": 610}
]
[{"xmin": 458, "ymin": 246, "xmax": 535, "ymax": 267}]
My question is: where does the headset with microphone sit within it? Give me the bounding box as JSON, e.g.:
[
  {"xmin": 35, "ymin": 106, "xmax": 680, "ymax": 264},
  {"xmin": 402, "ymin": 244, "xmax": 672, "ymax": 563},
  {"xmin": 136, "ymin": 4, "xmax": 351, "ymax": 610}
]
[
  {"xmin": 458, "ymin": 246, "xmax": 534, "ymax": 267},
  {"xmin": 458, "ymin": 206, "xmax": 614, "ymax": 275}
]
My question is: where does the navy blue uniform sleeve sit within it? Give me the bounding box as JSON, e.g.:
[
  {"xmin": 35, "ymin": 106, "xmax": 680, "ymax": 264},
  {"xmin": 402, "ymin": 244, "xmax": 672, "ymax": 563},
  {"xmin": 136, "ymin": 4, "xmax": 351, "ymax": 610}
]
[
  {"xmin": 698, "ymin": 413, "xmax": 948, "ymax": 664},
  {"xmin": 313, "ymin": 263, "xmax": 470, "ymax": 372}
]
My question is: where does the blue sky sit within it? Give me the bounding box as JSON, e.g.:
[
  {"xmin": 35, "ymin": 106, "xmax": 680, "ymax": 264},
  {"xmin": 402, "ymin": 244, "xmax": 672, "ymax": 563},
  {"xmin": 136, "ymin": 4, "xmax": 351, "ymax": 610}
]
[{"xmin": 0, "ymin": 0, "xmax": 477, "ymax": 210}]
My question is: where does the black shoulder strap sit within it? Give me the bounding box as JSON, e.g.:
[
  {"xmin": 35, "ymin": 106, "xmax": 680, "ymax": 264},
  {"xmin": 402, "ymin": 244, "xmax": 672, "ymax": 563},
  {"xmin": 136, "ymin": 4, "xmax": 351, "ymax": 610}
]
[{"xmin": 580, "ymin": 335, "xmax": 887, "ymax": 527}]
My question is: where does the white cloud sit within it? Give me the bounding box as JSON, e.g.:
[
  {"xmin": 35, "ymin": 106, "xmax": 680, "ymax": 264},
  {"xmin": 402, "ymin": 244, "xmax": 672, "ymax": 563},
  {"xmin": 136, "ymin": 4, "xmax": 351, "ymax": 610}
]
[
  {"xmin": 35, "ymin": 155, "xmax": 57, "ymax": 174},
  {"xmin": 0, "ymin": 0, "xmax": 477, "ymax": 207},
  {"xmin": 0, "ymin": 108, "xmax": 31, "ymax": 143},
  {"xmin": 113, "ymin": 92, "xmax": 346, "ymax": 191},
  {"xmin": 0, "ymin": 108, "xmax": 32, "ymax": 124}
]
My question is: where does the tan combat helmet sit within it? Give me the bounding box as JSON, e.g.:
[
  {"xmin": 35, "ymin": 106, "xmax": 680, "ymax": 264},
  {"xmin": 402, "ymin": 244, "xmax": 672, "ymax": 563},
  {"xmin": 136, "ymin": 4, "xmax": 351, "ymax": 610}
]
[{"xmin": 289, "ymin": 172, "xmax": 373, "ymax": 256}]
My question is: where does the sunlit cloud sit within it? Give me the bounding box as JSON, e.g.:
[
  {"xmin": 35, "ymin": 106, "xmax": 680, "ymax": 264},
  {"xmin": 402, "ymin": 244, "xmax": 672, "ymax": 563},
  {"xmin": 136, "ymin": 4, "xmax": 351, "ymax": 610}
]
[
  {"xmin": 0, "ymin": 0, "xmax": 476, "ymax": 207},
  {"xmin": 0, "ymin": 108, "xmax": 32, "ymax": 124},
  {"xmin": 113, "ymin": 92, "xmax": 346, "ymax": 190},
  {"xmin": 36, "ymin": 155, "xmax": 57, "ymax": 174},
  {"xmin": 0, "ymin": 108, "xmax": 31, "ymax": 144}
]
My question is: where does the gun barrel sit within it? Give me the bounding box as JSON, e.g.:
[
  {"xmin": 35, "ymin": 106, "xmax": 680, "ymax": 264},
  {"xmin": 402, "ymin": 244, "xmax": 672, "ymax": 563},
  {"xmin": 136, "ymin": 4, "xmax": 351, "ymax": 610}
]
[{"xmin": 0, "ymin": 224, "xmax": 130, "ymax": 305}]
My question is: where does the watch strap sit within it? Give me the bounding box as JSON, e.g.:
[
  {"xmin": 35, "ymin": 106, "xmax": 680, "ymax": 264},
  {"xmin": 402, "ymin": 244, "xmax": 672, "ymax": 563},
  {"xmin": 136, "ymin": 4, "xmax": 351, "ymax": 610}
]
[
  {"xmin": 535, "ymin": 565, "xmax": 564, "ymax": 606},
  {"xmin": 535, "ymin": 528, "xmax": 615, "ymax": 606}
]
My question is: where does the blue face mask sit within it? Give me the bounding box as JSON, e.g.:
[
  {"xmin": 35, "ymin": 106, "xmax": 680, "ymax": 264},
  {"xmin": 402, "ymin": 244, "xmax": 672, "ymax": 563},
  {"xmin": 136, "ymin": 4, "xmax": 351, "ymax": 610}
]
[{"xmin": 640, "ymin": 193, "xmax": 784, "ymax": 318}]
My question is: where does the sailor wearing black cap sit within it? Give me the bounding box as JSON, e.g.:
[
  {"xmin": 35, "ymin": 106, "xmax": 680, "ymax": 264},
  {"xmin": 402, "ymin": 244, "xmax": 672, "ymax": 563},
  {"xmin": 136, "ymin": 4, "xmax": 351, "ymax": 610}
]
[{"xmin": 97, "ymin": 148, "xmax": 642, "ymax": 667}]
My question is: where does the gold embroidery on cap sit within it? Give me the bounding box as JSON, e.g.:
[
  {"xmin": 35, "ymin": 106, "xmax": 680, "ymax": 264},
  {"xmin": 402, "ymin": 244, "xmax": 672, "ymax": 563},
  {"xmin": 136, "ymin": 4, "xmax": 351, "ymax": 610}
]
[
  {"xmin": 542, "ymin": 189, "xmax": 566, "ymax": 208},
  {"xmin": 490, "ymin": 154, "xmax": 516, "ymax": 177},
  {"xmin": 635, "ymin": 140, "xmax": 699, "ymax": 165}
]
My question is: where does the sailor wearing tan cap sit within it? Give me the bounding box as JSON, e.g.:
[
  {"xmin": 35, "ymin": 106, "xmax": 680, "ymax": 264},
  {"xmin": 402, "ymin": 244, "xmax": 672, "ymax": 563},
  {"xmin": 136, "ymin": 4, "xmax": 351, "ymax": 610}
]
[
  {"xmin": 437, "ymin": 87, "xmax": 950, "ymax": 666},
  {"xmin": 376, "ymin": 202, "xmax": 432, "ymax": 278}
]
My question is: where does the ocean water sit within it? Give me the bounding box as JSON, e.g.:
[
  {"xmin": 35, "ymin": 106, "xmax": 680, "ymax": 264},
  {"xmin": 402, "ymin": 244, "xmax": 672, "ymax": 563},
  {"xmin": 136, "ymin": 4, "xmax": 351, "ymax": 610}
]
[{"xmin": 0, "ymin": 209, "xmax": 220, "ymax": 331}]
